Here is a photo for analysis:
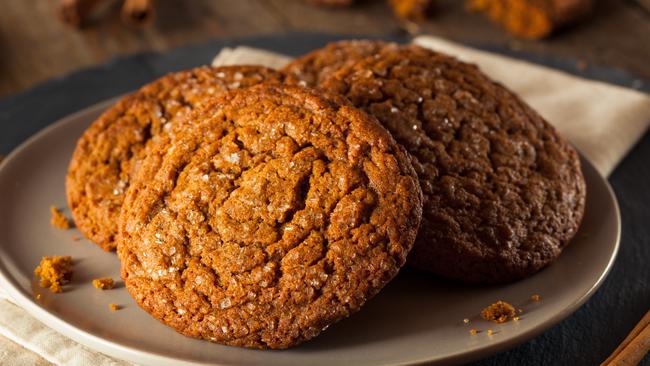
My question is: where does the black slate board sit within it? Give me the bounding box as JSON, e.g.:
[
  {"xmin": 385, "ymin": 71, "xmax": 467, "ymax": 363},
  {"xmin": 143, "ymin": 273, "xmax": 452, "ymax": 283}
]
[{"xmin": 0, "ymin": 33, "xmax": 648, "ymax": 366}]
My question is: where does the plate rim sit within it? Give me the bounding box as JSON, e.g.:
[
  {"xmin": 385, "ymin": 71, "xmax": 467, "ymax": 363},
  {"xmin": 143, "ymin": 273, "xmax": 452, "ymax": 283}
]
[{"xmin": 0, "ymin": 98, "xmax": 622, "ymax": 366}]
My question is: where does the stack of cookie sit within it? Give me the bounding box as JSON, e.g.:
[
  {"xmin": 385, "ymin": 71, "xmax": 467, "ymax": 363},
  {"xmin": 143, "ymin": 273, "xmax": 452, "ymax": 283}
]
[{"xmin": 66, "ymin": 40, "xmax": 586, "ymax": 349}]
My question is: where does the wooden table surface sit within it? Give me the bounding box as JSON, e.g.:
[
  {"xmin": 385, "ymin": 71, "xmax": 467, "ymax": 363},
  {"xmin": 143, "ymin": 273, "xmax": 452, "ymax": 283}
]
[{"xmin": 1, "ymin": 0, "xmax": 649, "ymax": 98}]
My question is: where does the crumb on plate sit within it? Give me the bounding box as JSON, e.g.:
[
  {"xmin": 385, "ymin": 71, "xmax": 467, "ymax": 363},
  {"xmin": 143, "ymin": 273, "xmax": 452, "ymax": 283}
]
[
  {"xmin": 34, "ymin": 256, "xmax": 72, "ymax": 293},
  {"xmin": 92, "ymin": 277, "xmax": 115, "ymax": 290},
  {"xmin": 487, "ymin": 329, "xmax": 494, "ymax": 336},
  {"xmin": 531, "ymin": 294, "xmax": 541, "ymax": 301},
  {"xmin": 50, "ymin": 206, "xmax": 71, "ymax": 230},
  {"xmin": 469, "ymin": 329, "xmax": 478, "ymax": 336},
  {"xmin": 109, "ymin": 303, "xmax": 121, "ymax": 311},
  {"xmin": 481, "ymin": 300, "xmax": 516, "ymax": 323}
]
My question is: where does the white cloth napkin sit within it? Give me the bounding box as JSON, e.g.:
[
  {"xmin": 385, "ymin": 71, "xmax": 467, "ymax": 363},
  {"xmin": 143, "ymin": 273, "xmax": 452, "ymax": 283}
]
[
  {"xmin": 0, "ymin": 295, "xmax": 129, "ymax": 366},
  {"xmin": 2, "ymin": 35, "xmax": 649, "ymax": 365}
]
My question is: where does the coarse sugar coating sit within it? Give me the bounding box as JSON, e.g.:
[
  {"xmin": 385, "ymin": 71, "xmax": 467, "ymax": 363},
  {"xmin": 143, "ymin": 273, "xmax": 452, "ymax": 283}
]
[
  {"xmin": 117, "ymin": 84, "xmax": 423, "ymax": 349},
  {"xmin": 66, "ymin": 65, "xmax": 285, "ymax": 251},
  {"xmin": 282, "ymin": 40, "xmax": 394, "ymax": 87},
  {"xmin": 321, "ymin": 44, "xmax": 586, "ymax": 283}
]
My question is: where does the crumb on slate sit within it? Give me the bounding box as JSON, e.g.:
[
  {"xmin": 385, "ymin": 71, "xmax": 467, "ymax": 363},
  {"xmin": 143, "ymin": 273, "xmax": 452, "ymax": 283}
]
[
  {"xmin": 481, "ymin": 300, "xmax": 516, "ymax": 323},
  {"xmin": 92, "ymin": 277, "xmax": 115, "ymax": 290},
  {"xmin": 487, "ymin": 329, "xmax": 494, "ymax": 336},
  {"xmin": 50, "ymin": 206, "xmax": 71, "ymax": 230},
  {"xmin": 34, "ymin": 256, "xmax": 73, "ymax": 293},
  {"xmin": 109, "ymin": 303, "xmax": 121, "ymax": 311},
  {"xmin": 463, "ymin": 318, "xmax": 470, "ymax": 325},
  {"xmin": 531, "ymin": 294, "xmax": 541, "ymax": 301},
  {"xmin": 469, "ymin": 329, "xmax": 478, "ymax": 335}
]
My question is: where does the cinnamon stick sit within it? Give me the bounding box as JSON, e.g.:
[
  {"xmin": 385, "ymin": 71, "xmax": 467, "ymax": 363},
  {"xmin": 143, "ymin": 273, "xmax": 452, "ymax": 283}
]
[
  {"xmin": 601, "ymin": 310, "xmax": 650, "ymax": 366},
  {"xmin": 57, "ymin": 0, "xmax": 109, "ymax": 28},
  {"xmin": 121, "ymin": 0, "xmax": 155, "ymax": 27},
  {"xmin": 466, "ymin": 0, "xmax": 593, "ymax": 39}
]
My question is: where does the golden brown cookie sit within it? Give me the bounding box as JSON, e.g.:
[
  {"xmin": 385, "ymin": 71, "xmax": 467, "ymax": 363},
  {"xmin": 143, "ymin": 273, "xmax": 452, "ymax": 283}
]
[
  {"xmin": 117, "ymin": 84, "xmax": 423, "ymax": 349},
  {"xmin": 282, "ymin": 40, "xmax": 393, "ymax": 87},
  {"xmin": 66, "ymin": 65, "xmax": 284, "ymax": 251},
  {"xmin": 321, "ymin": 44, "xmax": 586, "ymax": 283}
]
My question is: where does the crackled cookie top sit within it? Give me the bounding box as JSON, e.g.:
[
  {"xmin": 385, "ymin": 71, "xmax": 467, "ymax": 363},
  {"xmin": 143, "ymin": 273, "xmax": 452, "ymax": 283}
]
[
  {"xmin": 282, "ymin": 40, "xmax": 393, "ymax": 86},
  {"xmin": 118, "ymin": 84, "xmax": 422, "ymax": 349},
  {"xmin": 66, "ymin": 65, "xmax": 284, "ymax": 251},
  {"xmin": 322, "ymin": 45, "xmax": 586, "ymax": 283}
]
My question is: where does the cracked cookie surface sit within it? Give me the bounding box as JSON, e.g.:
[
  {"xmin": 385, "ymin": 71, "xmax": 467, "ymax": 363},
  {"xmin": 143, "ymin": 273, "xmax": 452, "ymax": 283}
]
[
  {"xmin": 321, "ymin": 44, "xmax": 586, "ymax": 283},
  {"xmin": 66, "ymin": 65, "xmax": 284, "ymax": 251},
  {"xmin": 117, "ymin": 84, "xmax": 422, "ymax": 349},
  {"xmin": 282, "ymin": 40, "xmax": 393, "ymax": 87}
]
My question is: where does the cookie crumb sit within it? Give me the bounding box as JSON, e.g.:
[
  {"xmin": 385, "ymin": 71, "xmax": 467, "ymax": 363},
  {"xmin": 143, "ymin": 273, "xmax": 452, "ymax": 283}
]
[
  {"xmin": 50, "ymin": 206, "xmax": 71, "ymax": 230},
  {"xmin": 487, "ymin": 329, "xmax": 494, "ymax": 336},
  {"xmin": 109, "ymin": 303, "xmax": 121, "ymax": 311},
  {"xmin": 35, "ymin": 293, "xmax": 42, "ymax": 300},
  {"xmin": 34, "ymin": 256, "xmax": 73, "ymax": 293},
  {"xmin": 463, "ymin": 318, "xmax": 470, "ymax": 324},
  {"xmin": 92, "ymin": 277, "xmax": 115, "ymax": 290},
  {"xmin": 513, "ymin": 316, "xmax": 520, "ymax": 321},
  {"xmin": 481, "ymin": 300, "xmax": 516, "ymax": 323},
  {"xmin": 531, "ymin": 294, "xmax": 541, "ymax": 301},
  {"xmin": 71, "ymin": 236, "xmax": 81, "ymax": 242},
  {"xmin": 469, "ymin": 329, "xmax": 478, "ymax": 335},
  {"xmin": 518, "ymin": 308, "xmax": 524, "ymax": 314}
]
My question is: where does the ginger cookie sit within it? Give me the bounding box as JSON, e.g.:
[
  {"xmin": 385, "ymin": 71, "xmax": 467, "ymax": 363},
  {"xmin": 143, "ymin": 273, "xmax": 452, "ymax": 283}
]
[
  {"xmin": 66, "ymin": 65, "xmax": 284, "ymax": 251},
  {"xmin": 282, "ymin": 40, "xmax": 393, "ymax": 87},
  {"xmin": 321, "ymin": 44, "xmax": 586, "ymax": 283},
  {"xmin": 117, "ymin": 84, "xmax": 422, "ymax": 348}
]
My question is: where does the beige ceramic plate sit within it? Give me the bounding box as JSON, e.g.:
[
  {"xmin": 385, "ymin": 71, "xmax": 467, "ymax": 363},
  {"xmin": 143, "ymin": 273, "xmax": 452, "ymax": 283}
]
[{"xmin": 0, "ymin": 99, "xmax": 620, "ymax": 366}]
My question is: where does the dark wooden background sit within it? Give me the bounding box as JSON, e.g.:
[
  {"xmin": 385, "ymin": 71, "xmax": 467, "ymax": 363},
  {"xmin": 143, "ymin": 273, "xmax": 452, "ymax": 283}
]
[{"xmin": 1, "ymin": 0, "xmax": 649, "ymax": 98}]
